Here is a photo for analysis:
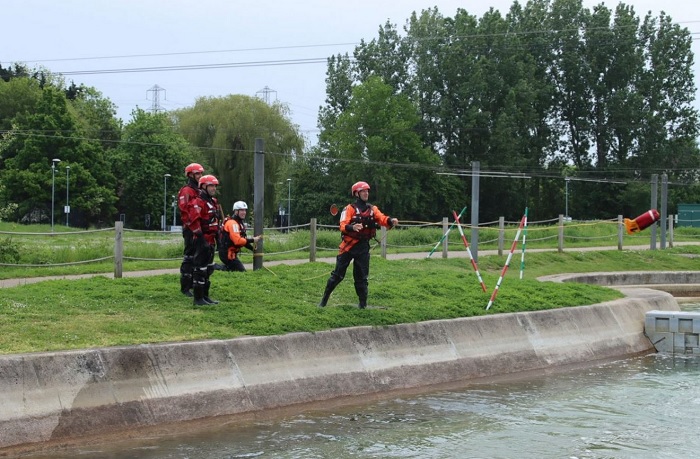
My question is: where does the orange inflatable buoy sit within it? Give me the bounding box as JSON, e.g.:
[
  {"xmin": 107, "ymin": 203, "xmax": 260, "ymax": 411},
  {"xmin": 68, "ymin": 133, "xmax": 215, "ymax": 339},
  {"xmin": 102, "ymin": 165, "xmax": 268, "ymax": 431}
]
[{"xmin": 624, "ymin": 209, "xmax": 660, "ymax": 235}]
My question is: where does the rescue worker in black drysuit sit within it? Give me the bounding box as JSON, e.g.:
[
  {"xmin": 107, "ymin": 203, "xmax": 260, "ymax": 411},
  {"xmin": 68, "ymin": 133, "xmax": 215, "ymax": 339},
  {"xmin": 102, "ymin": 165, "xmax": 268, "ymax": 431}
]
[
  {"xmin": 318, "ymin": 181, "xmax": 398, "ymax": 308},
  {"xmin": 187, "ymin": 174, "xmax": 222, "ymax": 306},
  {"xmin": 177, "ymin": 163, "xmax": 204, "ymax": 297}
]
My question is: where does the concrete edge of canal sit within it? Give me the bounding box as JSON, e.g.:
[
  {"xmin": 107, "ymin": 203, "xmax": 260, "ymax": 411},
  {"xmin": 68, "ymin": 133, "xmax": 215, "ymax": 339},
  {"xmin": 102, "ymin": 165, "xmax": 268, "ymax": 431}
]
[{"xmin": 2, "ymin": 271, "xmax": 698, "ymax": 454}]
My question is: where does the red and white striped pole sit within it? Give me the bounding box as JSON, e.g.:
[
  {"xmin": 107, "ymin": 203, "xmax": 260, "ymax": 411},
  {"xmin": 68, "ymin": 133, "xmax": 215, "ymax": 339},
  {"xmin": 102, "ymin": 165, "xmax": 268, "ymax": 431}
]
[
  {"xmin": 519, "ymin": 207, "xmax": 529, "ymax": 280},
  {"xmin": 486, "ymin": 213, "xmax": 526, "ymax": 310},
  {"xmin": 452, "ymin": 210, "xmax": 487, "ymax": 292}
]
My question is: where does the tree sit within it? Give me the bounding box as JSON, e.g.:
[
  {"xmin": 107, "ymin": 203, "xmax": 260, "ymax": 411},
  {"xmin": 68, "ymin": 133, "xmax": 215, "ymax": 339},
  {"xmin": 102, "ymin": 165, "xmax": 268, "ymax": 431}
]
[
  {"xmin": 318, "ymin": 54, "xmax": 355, "ymax": 138},
  {"xmin": 0, "ymin": 63, "xmax": 32, "ymax": 82},
  {"xmin": 316, "ymin": 1, "xmax": 699, "ymax": 221},
  {"xmin": 319, "ymin": 76, "xmax": 458, "ymax": 219},
  {"xmin": 0, "ymin": 87, "xmax": 116, "ymax": 226},
  {"xmin": 173, "ymin": 95, "xmax": 304, "ymax": 221},
  {"xmin": 635, "ymin": 12, "xmax": 700, "ymax": 179},
  {"xmin": 110, "ymin": 109, "xmax": 195, "ymax": 229},
  {"xmin": 68, "ymin": 85, "xmax": 122, "ymax": 152},
  {"xmin": 0, "ymin": 76, "xmax": 43, "ymax": 133}
]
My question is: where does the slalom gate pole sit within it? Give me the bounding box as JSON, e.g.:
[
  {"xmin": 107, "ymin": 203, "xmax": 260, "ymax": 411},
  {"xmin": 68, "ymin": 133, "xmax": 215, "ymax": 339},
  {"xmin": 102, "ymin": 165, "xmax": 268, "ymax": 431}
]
[
  {"xmin": 486, "ymin": 213, "xmax": 526, "ymax": 310},
  {"xmin": 452, "ymin": 210, "xmax": 487, "ymax": 292},
  {"xmin": 427, "ymin": 206, "xmax": 467, "ymax": 258},
  {"xmin": 519, "ymin": 207, "xmax": 529, "ymax": 280}
]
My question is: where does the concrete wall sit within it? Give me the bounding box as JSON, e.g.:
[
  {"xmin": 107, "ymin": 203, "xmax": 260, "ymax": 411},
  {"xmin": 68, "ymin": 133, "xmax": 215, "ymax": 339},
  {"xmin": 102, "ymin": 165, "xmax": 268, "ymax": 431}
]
[
  {"xmin": 538, "ymin": 270, "xmax": 700, "ymax": 286},
  {"xmin": 645, "ymin": 310, "xmax": 700, "ymax": 354},
  {"xmin": 539, "ymin": 271, "xmax": 700, "ymax": 297},
  {"xmin": 0, "ymin": 287, "xmax": 679, "ymax": 452}
]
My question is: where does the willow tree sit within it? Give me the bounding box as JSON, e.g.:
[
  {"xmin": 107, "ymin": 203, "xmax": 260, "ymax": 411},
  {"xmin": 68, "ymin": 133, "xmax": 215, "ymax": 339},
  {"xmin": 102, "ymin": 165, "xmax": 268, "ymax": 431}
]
[{"xmin": 173, "ymin": 95, "xmax": 304, "ymax": 220}]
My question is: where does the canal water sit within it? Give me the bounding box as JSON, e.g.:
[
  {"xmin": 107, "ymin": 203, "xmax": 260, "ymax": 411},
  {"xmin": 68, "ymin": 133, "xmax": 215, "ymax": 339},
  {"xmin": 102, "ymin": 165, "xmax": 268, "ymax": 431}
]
[{"xmin": 24, "ymin": 304, "xmax": 700, "ymax": 459}]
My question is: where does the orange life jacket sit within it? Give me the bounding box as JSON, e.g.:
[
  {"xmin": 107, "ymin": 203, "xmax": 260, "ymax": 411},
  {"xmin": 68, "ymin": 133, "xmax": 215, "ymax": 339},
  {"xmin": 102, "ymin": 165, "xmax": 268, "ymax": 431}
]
[{"xmin": 338, "ymin": 203, "xmax": 379, "ymax": 253}]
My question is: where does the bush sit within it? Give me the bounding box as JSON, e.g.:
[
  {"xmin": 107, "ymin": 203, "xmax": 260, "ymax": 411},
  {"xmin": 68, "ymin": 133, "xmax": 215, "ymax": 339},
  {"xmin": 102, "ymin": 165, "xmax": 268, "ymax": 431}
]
[{"xmin": 0, "ymin": 237, "xmax": 20, "ymax": 263}]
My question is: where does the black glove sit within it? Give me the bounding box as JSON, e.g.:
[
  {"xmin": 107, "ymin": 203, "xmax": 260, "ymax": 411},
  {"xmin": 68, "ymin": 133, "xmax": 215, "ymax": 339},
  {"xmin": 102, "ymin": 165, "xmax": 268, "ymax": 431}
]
[{"xmin": 245, "ymin": 237, "xmax": 255, "ymax": 251}]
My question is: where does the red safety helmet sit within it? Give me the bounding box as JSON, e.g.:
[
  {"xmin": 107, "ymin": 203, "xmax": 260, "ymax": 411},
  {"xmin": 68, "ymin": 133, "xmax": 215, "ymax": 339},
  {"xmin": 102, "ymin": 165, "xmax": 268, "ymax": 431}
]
[
  {"xmin": 198, "ymin": 175, "xmax": 219, "ymax": 189},
  {"xmin": 184, "ymin": 163, "xmax": 204, "ymax": 176},
  {"xmin": 351, "ymin": 181, "xmax": 370, "ymax": 196}
]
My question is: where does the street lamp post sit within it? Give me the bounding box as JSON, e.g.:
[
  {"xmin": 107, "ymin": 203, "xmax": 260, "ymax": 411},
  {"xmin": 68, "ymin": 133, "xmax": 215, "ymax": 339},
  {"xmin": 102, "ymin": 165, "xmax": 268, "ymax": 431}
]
[
  {"xmin": 163, "ymin": 173, "xmax": 171, "ymax": 231},
  {"xmin": 51, "ymin": 158, "xmax": 61, "ymax": 232},
  {"xmin": 65, "ymin": 166, "xmax": 70, "ymax": 227},
  {"xmin": 287, "ymin": 178, "xmax": 291, "ymax": 229}
]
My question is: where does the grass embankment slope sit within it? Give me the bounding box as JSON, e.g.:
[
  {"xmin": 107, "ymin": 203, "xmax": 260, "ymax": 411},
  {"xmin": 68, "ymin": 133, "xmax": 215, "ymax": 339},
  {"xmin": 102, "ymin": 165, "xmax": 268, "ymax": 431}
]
[{"xmin": 1, "ymin": 246, "xmax": 699, "ymax": 355}]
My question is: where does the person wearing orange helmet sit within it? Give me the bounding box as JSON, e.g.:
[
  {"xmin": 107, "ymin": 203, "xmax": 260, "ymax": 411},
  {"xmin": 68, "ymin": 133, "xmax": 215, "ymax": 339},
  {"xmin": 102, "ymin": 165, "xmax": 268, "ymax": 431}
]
[
  {"xmin": 187, "ymin": 174, "xmax": 222, "ymax": 306},
  {"xmin": 318, "ymin": 181, "xmax": 398, "ymax": 309},
  {"xmin": 177, "ymin": 163, "xmax": 204, "ymax": 297}
]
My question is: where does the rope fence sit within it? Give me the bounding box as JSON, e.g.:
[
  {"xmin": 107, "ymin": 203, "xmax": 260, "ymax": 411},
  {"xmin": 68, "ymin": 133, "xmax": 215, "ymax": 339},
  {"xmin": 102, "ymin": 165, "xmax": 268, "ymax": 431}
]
[{"xmin": 0, "ymin": 213, "xmax": 694, "ymax": 277}]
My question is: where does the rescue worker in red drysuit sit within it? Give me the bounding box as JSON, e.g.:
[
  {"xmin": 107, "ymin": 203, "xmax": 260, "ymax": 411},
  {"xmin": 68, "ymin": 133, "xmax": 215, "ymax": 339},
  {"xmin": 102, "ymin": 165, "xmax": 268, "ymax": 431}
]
[
  {"xmin": 219, "ymin": 201, "xmax": 262, "ymax": 272},
  {"xmin": 177, "ymin": 163, "xmax": 204, "ymax": 297},
  {"xmin": 187, "ymin": 174, "xmax": 222, "ymax": 306},
  {"xmin": 318, "ymin": 181, "xmax": 398, "ymax": 308}
]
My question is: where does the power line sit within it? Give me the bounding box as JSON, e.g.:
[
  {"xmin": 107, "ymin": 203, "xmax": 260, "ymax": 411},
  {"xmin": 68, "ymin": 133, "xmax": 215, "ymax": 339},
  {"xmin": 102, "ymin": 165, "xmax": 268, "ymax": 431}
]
[
  {"xmin": 9, "ymin": 20, "xmax": 699, "ymax": 77},
  {"xmin": 3, "ymin": 130, "xmax": 695, "ymax": 183},
  {"xmin": 55, "ymin": 57, "xmax": 332, "ymax": 76},
  {"xmin": 11, "ymin": 42, "xmax": 359, "ymax": 64},
  {"xmin": 10, "ymin": 20, "xmax": 700, "ymax": 65}
]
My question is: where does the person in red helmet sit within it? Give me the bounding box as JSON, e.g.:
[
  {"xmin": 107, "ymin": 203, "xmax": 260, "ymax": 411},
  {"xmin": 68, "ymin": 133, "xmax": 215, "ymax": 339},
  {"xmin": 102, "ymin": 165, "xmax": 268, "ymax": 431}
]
[
  {"xmin": 318, "ymin": 181, "xmax": 398, "ymax": 309},
  {"xmin": 177, "ymin": 163, "xmax": 204, "ymax": 297},
  {"xmin": 187, "ymin": 174, "xmax": 222, "ymax": 306}
]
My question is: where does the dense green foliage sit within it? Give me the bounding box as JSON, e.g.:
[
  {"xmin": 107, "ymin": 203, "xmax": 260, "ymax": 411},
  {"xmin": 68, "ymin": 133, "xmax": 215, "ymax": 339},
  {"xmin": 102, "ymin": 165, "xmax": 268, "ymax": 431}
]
[
  {"xmin": 110, "ymin": 109, "xmax": 196, "ymax": 229},
  {"xmin": 300, "ymin": 0, "xmax": 700, "ymax": 225},
  {"xmin": 0, "ymin": 87, "xmax": 118, "ymax": 226},
  {"xmin": 1, "ymin": 1, "xmax": 699, "ymax": 231}
]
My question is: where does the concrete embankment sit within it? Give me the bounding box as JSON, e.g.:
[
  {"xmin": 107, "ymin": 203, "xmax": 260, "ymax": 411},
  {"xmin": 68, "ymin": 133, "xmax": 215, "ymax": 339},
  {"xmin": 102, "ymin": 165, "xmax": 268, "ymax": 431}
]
[
  {"xmin": 538, "ymin": 271, "xmax": 700, "ymax": 298},
  {"xmin": 0, "ymin": 282, "xmax": 681, "ymax": 453}
]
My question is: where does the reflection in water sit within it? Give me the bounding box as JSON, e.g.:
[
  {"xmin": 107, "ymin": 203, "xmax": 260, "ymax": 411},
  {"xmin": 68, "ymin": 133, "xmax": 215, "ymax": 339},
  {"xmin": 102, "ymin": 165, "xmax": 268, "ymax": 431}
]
[{"xmin": 21, "ymin": 304, "xmax": 700, "ymax": 459}]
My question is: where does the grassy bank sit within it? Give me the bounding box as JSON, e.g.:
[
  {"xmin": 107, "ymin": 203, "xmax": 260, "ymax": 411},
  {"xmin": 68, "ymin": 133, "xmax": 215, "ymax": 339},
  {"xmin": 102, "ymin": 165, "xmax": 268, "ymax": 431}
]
[{"xmin": 2, "ymin": 247, "xmax": 699, "ymax": 355}]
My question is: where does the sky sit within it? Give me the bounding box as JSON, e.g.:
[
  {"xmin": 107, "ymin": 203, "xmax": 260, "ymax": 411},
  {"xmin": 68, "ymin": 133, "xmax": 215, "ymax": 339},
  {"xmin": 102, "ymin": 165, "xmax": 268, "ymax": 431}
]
[{"xmin": 4, "ymin": 0, "xmax": 700, "ymax": 147}]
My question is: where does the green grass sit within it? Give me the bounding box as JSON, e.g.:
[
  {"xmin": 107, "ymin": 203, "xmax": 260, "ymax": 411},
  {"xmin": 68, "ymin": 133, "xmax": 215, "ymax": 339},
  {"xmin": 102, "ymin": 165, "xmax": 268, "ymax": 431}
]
[{"xmin": 2, "ymin": 247, "xmax": 700, "ymax": 355}]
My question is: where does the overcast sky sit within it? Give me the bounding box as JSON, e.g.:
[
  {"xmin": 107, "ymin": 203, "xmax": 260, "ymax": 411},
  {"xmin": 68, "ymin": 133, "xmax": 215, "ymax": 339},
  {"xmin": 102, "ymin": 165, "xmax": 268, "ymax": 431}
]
[{"xmin": 4, "ymin": 0, "xmax": 700, "ymax": 146}]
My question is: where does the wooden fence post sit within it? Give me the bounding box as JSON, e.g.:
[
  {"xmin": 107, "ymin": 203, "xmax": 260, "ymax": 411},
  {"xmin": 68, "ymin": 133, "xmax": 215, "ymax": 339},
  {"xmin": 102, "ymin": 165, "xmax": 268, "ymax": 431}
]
[
  {"xmin": 114, "ymin": 221, "xmax": 123, "ymax": 279},
  {"xmin": 309, "ymin": 218, "xmax": 317, "ymax": 262},
  {"xmin": 498, "ymin": 216, "xmax": 505, "ymax": 256},
  {"xmin": 617, "ymin": 215, "xmax": 623, "ymax": 250},
  {"xmin": 442, "ymin": 217, "xmax": 449, "ymax": 258},
  {"xmin": 380, "ymin": 226, "xmax": 387, "ymax": 259},
  {"xmin": 558, "ymin": 214, "xmax": 564, "ymax": 253}
]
